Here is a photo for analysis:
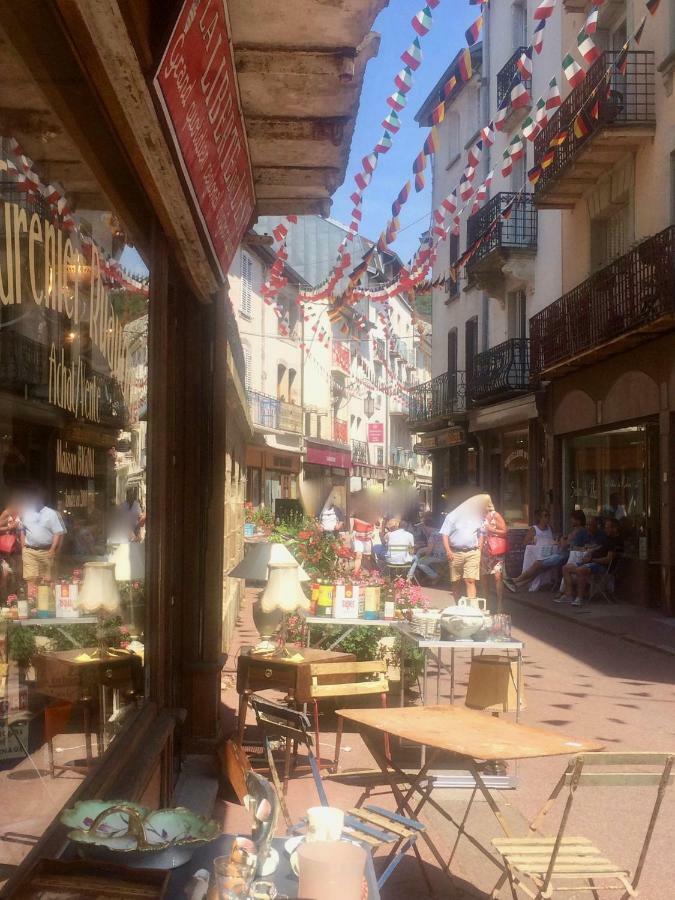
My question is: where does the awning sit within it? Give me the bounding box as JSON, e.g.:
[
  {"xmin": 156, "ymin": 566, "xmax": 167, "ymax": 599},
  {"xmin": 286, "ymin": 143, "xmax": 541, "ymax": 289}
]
[
  {"xmin": 306, "ymin": 442, "xmax": 351, "ymax": 470},
  {"xmin": 469, "ymin": 394, "xmax": 538, "ymax": 433}
]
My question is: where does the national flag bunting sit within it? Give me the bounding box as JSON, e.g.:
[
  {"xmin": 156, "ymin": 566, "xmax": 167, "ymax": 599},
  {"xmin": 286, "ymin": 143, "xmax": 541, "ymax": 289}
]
[
  {"xmin": 534, "ymin": 0, "xmax": 556, "ymax": 20},
  {"xmin": 501, "ymin": 197, "xmax": 516, "ymax": 219},
  {"xmin": 442, "ymin": 191, "xmax": 457, "ymax": 214},
  {"xmin": 382, "ymin": 110, "xmax": 401, "ymax": 133},
  {"xmin": 375, "ymin": 132, "xmax": 393, "ymax": 154},
  {"xmin": 549, "ymin": 129, "xmax": 568, "ymax": 147},
  {"xmin": 351, "ymin": 207, "xmax": 362, "ymax": 222},
  {"xmin": 395, "ymin": 67, "xmax": 414, "ymax": 93},
  {"xmin": 522, "ymin": 115, "xmax": 540, "ymax": 141},
  {"xmin": 362, "ymin": 152, "xmax": 378, "ymax": 174},
  {"xmin": 577, "ymin": 28, "xmax": 601, "ymax": 64},
  {"xmin": 432, "ymin": 101, "xmax": 445, "ymax": 125},
  {"xmin": 415, "ymin": 171, "xmax": 426, "ymax": 192},
  {"xmin": 562, "ymin": 53, "xmax": 585, "ymax": 88},
  {"xmin": 546, "ymin": 77, "xmax": 562, "ymax": 111},
  {"xmin": 412, "ymin": 5, "xmax": 433, "ymax": 36},
  {"xmin": 458, "ymin": 48, "xmax": 472, "ymax": 82},
  {"xmin": 573, "ymin": 111, "xmax": 592, "ymax": 139},
  {"xmin": 646, "ymin": 0, "xmax": 660, "ymax": 14},
  {"xmin": 401, "ymin": 37, "xmax": 423, "ymax": 70},
  {"xmin": 286, "ymin": 214, "xmax": 298, "ymax": 224},
  {"xmin": 354, "ymin": 170, "xmax": 371, "ymax": 191},
  {"xmin": 527, "ymin": 164, "xmax": 542, "ymax": 185},
  {"xmin": 423, "ymin": 128, "xmax": 438, "ymax": 157},
  {"xmin": 533, "ymin": 20, "xmax": 546, "ymax": 54},
  {"xmin": 494, "ymin": 99, "xmax": 510, "ymax": 131},
  {"xmin": 467, "ymin": 139, "xmax": 483, "ymax": 167},
  {"xmin": 501, "ymin": 149, "xmax": 513, "ymax": 176},
  {"xmin": 481, "ymin": 122, "xmax": 495, "ymax": 146},
  {"xmin": 541, "ymin": 148, "xmax": 556, "ymax": 169},
  {"xmin": 509, "ymin": 134, "xmax": 525, "ymax": 161},
  {"xmin": 459, "ymin": 175, "xmax": 473, "ymax": 201},
  {"xmin": 427, "ymin": 0, "xmax": 440, "ymax": 7},
  {"xmin": 413, "ymin": 150, "xmax": 427, "ymax": 174},
  {"xmin": 633, "ymin": 15, "xmax": 646, "ymax": 44},
  {"xmin": 535, "ymin": 96, "xmax": 548, "ymax": 125},
  {"xmin": 517, "ymin": 47, "xmax": 533, "ymax": 79},
  {"xmin": 397, "ymin": 182, "xmax": 411, "ymax": 207},
  {"xmin": 443, "ymin": 75, "xmax": 458, "ymax": 98},
  {"xmin": 465, "ymin": 14, "xmax": 483, "ymax": 46},
  {"xmin": 350, "ymin": 191, "xmax": 362, "ymax": 206},
  {"xmin": 433, "ymin": 208, "xmax": 445, "ymax": 225},
  {"xmin": 511, "ymin": 80, "xmax": 531, "ymax": 109},
  {"xmin": 585, "ymin": 6, "xmax": 599, "ymax": 34},
  {"xmin": 387, "ymin": 91, "xmax": 407, "ymax": 112},
  {"xmin": 464, "ymin": 165, "xmax": 476, "ymax": 182},
  {"xmin": 590, "ymin": 98, "xmax": 600, "ymax": 120}
]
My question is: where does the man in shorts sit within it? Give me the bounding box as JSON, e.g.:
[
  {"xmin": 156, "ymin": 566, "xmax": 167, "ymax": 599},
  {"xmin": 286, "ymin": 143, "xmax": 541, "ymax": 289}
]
[
  {"xmin": 440, "ymin": 499, "xmax": 483, "ymax": 599},
  {"xmin": 20, "ymin": 485, "xmax": 67, "ymax": 584}
]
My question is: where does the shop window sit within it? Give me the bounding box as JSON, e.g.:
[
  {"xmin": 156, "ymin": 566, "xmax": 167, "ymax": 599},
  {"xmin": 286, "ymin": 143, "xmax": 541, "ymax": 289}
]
[
  {"xmin": 240, "ymin": 251, "xmax": 253, "ymax": 319},
  {"xmin": 0, "ymin": 134, "xmax": 150, "ymax": 869}
]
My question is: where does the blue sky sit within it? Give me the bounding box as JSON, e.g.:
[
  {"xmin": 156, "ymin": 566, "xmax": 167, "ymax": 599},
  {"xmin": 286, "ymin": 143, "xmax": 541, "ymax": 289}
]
[{"xmin": 330, "ymin": 0, "xmax": 477, "ymax": 263}]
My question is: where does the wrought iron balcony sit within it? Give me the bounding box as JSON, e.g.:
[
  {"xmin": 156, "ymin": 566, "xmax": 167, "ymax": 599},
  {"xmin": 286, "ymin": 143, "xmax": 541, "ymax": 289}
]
[
  {"xmin": 332, "ymin": 417, "xmax": 348, "ymax": 445},
  {"xmin": 530, "ymin": 226, "xmax": 675, "ymax": 377},
  {"xmin": 247, "ymin": 390, "xmax": 302, "ymax": 433},
  {"xmin": 534, "ymin": 51, "xmax": 654, "ymax": 208},
  {"xmin": 352, "ymin": 439, "xmax": 369, "ymax": 465},
  {"xmin": 390, "ymin": 448, "xmax": 417, "ymax": 470},
  {"xmin": 408, "ymin": 371, "xmax": 466, "ymax": 431},
  {"xmin": 469, "ymin": 338, "xmax": 530, "ymax": 405},
  {"xmin": 331, "ymin": 342, "xmax": 350, "ymax": 373},
  {"xmin": 466, "ymin": 193, "xmax": 537, "ymax": 277},
  {"xmin": 497, "ymin": 46, "xmax": 531, "ymax": 110}
]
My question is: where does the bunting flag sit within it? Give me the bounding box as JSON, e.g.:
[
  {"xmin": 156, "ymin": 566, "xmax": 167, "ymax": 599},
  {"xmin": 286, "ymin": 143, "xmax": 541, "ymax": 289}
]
[
  {"xmin": 464, "ymin": 165, "xmax": 476, "ymax": 182},
  {"xmin": 467, "ymin": 139, "xmax": 483, "ymax": 167},
  {"xmin": 412, "ymin": 5, "xmax": 433, "ymax": 36},
  {"xmin": 423, "ymin": 128, "xmax": 438, "ymax": 156},
  {"xmin": 351, "ymin": 207, "xmax": 362, "ymax": 222},
  {"xmin": 375, "ymin": 132, "xmax": 393, "ymax": 154},
  {"xmin": 459, "ymin": 174, "xmax": 474, "ymax": 201},
  {"xmin": 443, "ymin": 74, "xmax": 458, "ymax": 98},
  {"xmin": 354, "ymin": 170, "xmax": 371, "ymax": 191},
  {"xmin": 549, "ymin": 128, "xmax": 568, "ymax": 147},
  {"xmin": 427, "ymin": 0, "xmax": 441, "ymax": 8},
  {"xmin": 350, "ymin": 191, "xmax": 362, "ymax": 205},
  {"xmin": 465, "ymin": 14, "xmax": 483, "ymax": 46},
  {"xmin": 511, "ymin": 80, "xmax": 531, "ymax": 109},
  {"xmin": 646, "ymin": 0, "xmax": 660, "ymax": 14},
  {"xmin": 533, "ymin": 19, "xmax": 546, "ymax": 54},
  {"xmin": 432, "ymin": 101, "xmax": 446, "ymax": 125},
  {"xmin": 541, "ymin": 147, "xmax": 556, "ymax": 169},
  {"xmin": 562, "ymin": 53, "xmax": 585, "ymax": 88},
  {"xmin": 615, "ymin": 44, "xmax": 629, "ymax": 75},
  {"xmin": 573, "ymin": 110, "xmax": 592, "ymax": 139},
  {"xmin": 395, "ymin": 67, "xmax": 414, "ymax": 94},
  {"xmin": 522, "ymin": 114, "xmax": 540, "ymax": 141},
  {"xmin": 458, "ymin": 47, "xmax": 473, "ymax": 82},
  {"xmin": 534, "ymin": 0, "xmax": 556, "ymax": 20},
  {"xmin": 517, "ymin": 47, "xmax": 534, "ymax": 79},
  {"xmin": 590, "ymin": 97, "xmax": 600, "ymax": 119},
  {"xmin": 577, "ymin": 28, "xmax": 601, "ymax": 64},
  {"xmin": 535, "ymin": 96, "xmax": 548, "ymax": 125},
  {"xmin": 401, "ymin": 37, "xmax": 423, "ymax": 70},
  {"xmin": 412, "ymin": 150, "xmax": 427, "ymax": 174},
  {"xmin": 414, "ymin": 171, "xmax": 426, "ymax": 192},
  {"xmin": 494, "ymin": 99, "xmax": 510, "ymax": 131},
  {"xmin": 481, "ymin": 122, "xmax": 495, "ymax": 146},
  {"xmin": 286, "ymin": 214, "xmax": 298, "ymax": 224},
  {"xmin": 362, "ymin": 152, "xmax": 378, "ymax": 174},
  {"xmin": 509, "ymin": 133, "xmax": 525, "ymax": 161},
  {"xmin": 272, "ymin": 223, "xmax": 288, "ymax": 241},
  {"xmin": 382, "ymin": 110, "xmax": 401, "ymax": 133},
  {"xmin": 442, "ymin": 191, "xmax": 457, "ymax": 214},
  {"xmin": 545, "ymin": 77, "xmax": 562, "ymax": 112},
  {"xmin": 501, "ymin": 148, "xmax": 513, "ymax": 176},
  {"xmin": 585, "ymin": 6, "xmax": 599, "ymax": 34},
  {"xmin": 527, "ymin": 164, "xmax": 542, "ymax": 185},
  {"xmin": 501, "ymin": 197, "xmax": 516, "ymax": 219},
  {"xmin": 633, "ymin": 15, "xmax": 646, "ymax": 44},
  {"xmin": 387, "ymin": 91, "xmax": 407, "ymax": 111},
  {"xmin": 433, "ymin": 208, "xmax": 445, "ymax": 225}
]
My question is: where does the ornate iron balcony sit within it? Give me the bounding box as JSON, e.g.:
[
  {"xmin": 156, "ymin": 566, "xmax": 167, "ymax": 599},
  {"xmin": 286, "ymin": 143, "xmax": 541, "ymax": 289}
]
[
  {"xmin": 469, "ymin": 338, "xmax": 530, "ymax": 404},
  {"xmin": 352, "ymin": 439, "xmax": 369, "ymax": 465},
  {"xmin": 390, "ymin": 447, "xmax": 416, "ymax": 469},
  {"xmin": 408, "ymin": 371, "xmax": 466, "ymax": 429},
  {"xmin": 534, "ymin": 51, "xmax": 654, "ymax": 203},
  {"xmin": 247, "ymin": 390, "xmax": 302, "ymax": 433},
  {"xmin": 530, "ymin": 226, "xmax": 675, "ymax": 376},
  {"xmin": 497, "ymin": 46, "xmax": 530, "ymax": 109},
  {"xmin": 466, "ymin": 193, "xmax": 537, "ymax": 273}
]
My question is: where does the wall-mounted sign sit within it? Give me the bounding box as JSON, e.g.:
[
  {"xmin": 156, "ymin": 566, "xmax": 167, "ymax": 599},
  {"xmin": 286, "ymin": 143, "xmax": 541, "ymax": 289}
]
[
  {"xmin": 367, "ymin": 422, "xmax": 384, "ymax": 444},
  {"xmin": 306, "ymin": 443, "xmax": 351, "ymax": 470},
  {"xmin": 419, "ymin": 427, "xmax": 465, "ymax": 450},
  {"xmin": 154, "ymin": 0, "xmax": 255, "ymax": 279},
  {"xmin": 55, "ymin": 439, "xmax": 96, "ymax": 479}
]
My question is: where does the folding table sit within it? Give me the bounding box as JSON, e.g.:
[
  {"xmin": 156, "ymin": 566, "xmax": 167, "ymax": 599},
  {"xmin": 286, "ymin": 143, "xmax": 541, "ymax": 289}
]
[{"xmin": 337, "ymin": 704, "xmax": 603, "ymax": 889}]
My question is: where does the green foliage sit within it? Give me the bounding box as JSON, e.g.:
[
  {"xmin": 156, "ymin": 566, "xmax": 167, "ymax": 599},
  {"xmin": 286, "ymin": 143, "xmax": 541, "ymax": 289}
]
[
  {"xmin": 268, "ymin": 520, "xmax": 349, "ymax": 580},
  {"xmin": 9, "ymin": 627, "xmax": 36, "ymax": 668}
]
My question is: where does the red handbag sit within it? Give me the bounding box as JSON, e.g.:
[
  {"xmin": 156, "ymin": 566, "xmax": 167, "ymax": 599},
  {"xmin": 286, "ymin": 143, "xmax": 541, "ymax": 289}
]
[
  {"xmin": 0, "ymin": 533, "xmax": 18, "ymax": 554},
  {"xmin": 487, "ymin": 533, "xmax": 507, "ymax": 556}
]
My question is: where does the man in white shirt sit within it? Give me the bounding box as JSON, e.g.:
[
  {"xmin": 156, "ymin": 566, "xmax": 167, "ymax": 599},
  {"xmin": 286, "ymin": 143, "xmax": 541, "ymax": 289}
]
[
  {"xmin": 20, "ymin": 486, "xmax": 67, "ymax": 583},
  {"xmin": 385, "ymin": 519, "xmax": 415, "ymax": 565},
  {"xmin": 320, "ymin": 502, "xmax": 344, "ymax": 533},
  {"xmin": 440, "ymin": 496, "xmax": 485, "ymax": 599}
]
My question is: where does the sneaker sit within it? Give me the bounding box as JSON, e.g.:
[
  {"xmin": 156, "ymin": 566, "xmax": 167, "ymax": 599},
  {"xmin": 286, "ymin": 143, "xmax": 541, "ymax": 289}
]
[
  {"xmin": 553, "ymin": 595, "xmax": 573, "ymax": 604},
  {"xmin": 572, "ymin": 597, "xmax": 583, "ymax": 607},
  {"xmin": 503, "ymin": 578, "xmax": 517, "ymax": 593}
]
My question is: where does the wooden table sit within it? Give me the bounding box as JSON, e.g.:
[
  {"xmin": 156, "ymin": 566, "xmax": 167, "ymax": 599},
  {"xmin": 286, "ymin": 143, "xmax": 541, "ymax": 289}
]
[{"xmin": 337, "ymin": 704, "xmax": 603, "ymax": 889}]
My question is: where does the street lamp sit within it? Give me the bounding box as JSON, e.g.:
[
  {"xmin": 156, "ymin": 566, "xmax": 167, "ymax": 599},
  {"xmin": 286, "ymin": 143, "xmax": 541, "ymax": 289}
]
[{"xmin": 364, "ymin": 391, "xmax": 375, "ymax": 418}]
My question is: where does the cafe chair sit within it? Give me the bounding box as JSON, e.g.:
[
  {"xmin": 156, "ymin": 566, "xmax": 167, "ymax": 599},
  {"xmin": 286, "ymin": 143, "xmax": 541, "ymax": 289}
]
[
  {"xmin": 588, "ymin": 554, "xmax": 623, "ymax": 605},
  {"xmin": 248, "ymin": 695, "xmax": 427, "ymax": 891},
  {"xmin": 384, "ymin": 546, "xmax": 416, "ymax": 582},
  {"xmin": 307, "ymin": 660, "xmax": 390, "ymax": 772},
  {"xmin": 492, "ymin": 751, "xmax": 674, "ymax": 900}
]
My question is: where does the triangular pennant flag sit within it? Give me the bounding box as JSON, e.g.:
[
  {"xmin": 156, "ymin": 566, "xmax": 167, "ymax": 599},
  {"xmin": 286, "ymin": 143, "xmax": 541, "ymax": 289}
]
[
  {"xmin": 562, "ymin": 53, "xmax": 586, "ymax": 88},
  {"xmin": 401, "ymin": 37, "xmax": 423, "ymax": 70},
  {"xmin": 432, "ymin": 101, "xmax": 445, "ymax": 125},
  {"xmin": 590, "ymin": 97, "xmax": 600, "ymax": 120},
  {"xmin": 534, "ymin": 0, "xmax": 556, "ymax": 20},
  {"xmin": 615, "ymin": 41, "xmax": 630, "ymax": 75},
  {"xmin": 395, "ymin": 66, "xmax": 414, "ymax": 94},
  {"xmin": 533, "ymin": 19, "xmax": 546, "ymax": 54},
  {"xmin": 577, "ymin": 28, "xmax": 601, "ymax": 64},
  {"xmin": 412, "ymin": 5, "xmax": 433, "ymax": 36},
  {"xmin": 517, "ymin": 46, "xmax": 534, "ymax": 79},
  {"xmin": 646, "ymin": 0, "xmax": 660, "ymax": 14},
  {"xmin": 501, "ymin": 196, "xmax": 516, "ymax": 219},
  {"xmin": 465, "ymin": 14, "xmax": 483, "ymax": 46}
]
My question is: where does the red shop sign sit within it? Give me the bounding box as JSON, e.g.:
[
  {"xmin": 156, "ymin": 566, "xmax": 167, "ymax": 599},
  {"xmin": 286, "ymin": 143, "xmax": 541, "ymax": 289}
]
[
  {"xmin": 368, "ymin": 422, "xmax": 384, "ymax": 443},
  {"xmin": 154, "ymin": 0, "xmax": 255, "ymax": 279},
  {"xmin": 306, "ymin": 444, "xmax": 351, "ymax": 470}
]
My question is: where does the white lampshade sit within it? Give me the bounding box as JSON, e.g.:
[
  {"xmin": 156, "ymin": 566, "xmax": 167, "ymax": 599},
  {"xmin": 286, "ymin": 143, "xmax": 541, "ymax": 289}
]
[
  {"xmin": 228, "ymin": 542, "xmax": 309, "ymax": 582},
  {"xmin": 260, "ymin": 562, "xmax": 310, "ymax": 614},
  {"xmin": 77, "ymin": 561, "xmax": 121, "ymax": 615}
]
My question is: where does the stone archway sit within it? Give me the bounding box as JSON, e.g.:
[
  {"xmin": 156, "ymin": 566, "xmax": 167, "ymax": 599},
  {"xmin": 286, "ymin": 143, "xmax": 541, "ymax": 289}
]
[
  {"xmin": 553, "ymin": 389, "xmax": 595, "ymax": 434},
  {"xmin": 604, "ymin": 370, "xmax": 659, "ymax": 425}
]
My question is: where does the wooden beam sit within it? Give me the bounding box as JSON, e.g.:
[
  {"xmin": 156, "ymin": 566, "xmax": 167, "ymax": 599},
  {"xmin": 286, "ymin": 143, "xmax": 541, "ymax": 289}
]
[
  {"xmin": 245, "ymin": 116, "xmax": 350, "ymax": 146},
  {"xmin": 254, "ymin": 165, "xmax": 340, "ymax": 188}
]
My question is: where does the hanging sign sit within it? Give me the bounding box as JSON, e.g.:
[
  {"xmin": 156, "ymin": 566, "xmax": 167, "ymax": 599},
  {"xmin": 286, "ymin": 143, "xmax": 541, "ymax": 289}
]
[
  {"xmin": 368, "ymin": 422, "xmax": 384, "ymax": 443},
  {"xmin": 154, "ymin": 0, "xmax": 255, "ymax": 279}
]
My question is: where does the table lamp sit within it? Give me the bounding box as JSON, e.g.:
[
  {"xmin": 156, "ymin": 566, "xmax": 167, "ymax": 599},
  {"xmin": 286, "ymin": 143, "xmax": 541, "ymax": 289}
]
[
  {"xmin": 77, "ymin": 561, "xmax": 122, "ymax": 658},
  {"xmin": 228, "ymin": 542, "xmax": 309, "ymax": 582},
  {"xmin": 252, "ymin": 561, "xmax": 309, "ymax": 655}
]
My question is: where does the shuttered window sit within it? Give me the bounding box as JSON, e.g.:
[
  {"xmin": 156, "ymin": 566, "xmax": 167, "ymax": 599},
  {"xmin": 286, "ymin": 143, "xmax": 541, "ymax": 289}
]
[
  {"xmin": 243, "ymin": 345, "xmax": 252, "ymax": 392},
  {"xmin": 240, "ymin": 252, "xmax": 253, "ymax": 318}
]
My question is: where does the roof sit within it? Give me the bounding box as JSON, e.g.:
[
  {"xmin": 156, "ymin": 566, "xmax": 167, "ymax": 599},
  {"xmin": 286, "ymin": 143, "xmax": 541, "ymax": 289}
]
[{"xmin": 415, "ymin": 43, "xmax": 483, "ymax": 128}]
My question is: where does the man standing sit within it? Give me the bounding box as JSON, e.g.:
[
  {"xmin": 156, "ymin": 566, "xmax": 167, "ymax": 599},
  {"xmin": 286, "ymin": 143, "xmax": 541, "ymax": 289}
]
[
  {"xmin": 440, "ymin": 495, "xmax": 485, "ymax": 599},
  {"xmin": 20, "ymin": 485, "xmax": 67, "ymax": 584},
  {"xmin": 319, "ymin": 500, "xmax": 344, "ymax": 533}
]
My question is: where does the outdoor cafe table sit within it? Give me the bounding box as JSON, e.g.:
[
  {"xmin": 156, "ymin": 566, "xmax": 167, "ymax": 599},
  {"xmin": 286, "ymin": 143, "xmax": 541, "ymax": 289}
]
[{"xmin": 337, "ymin": 704, "xmax": 603, "ymax": 888}]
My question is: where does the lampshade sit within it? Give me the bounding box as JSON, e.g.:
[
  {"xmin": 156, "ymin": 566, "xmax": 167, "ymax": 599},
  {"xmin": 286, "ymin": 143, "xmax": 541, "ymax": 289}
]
[
  {"xmin": 260, "ymin": 562, "xmax": 310, "ymax": 614},
  {"xmin": 228, "ymin": 542, "xmax": 309, "ymax": 582},
  {"xmin": 77, "ymin": 561, "xmax": 121, "ymax": 615}
]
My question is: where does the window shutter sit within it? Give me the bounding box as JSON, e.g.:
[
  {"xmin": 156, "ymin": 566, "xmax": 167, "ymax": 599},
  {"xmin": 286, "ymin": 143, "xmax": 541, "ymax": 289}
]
[
  {"xmin": 240, "ymin": 252, "xmax": 253, "ymax": 318},
  {"xmin": 243, "ymin": 345, "xmax": 252, "ymax": 392}
]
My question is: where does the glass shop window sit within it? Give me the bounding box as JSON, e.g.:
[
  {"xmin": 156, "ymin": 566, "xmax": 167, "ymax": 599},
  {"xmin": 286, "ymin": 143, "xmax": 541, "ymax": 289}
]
[{"xmin": 0, "ymin": 133, "xmax": 149, "ymax": 878}]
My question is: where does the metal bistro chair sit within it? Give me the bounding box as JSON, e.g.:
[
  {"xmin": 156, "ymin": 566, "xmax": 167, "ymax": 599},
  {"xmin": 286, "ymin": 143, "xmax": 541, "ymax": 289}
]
[
  {"xmin": 385, "ymin": 545, "xmax": 417, "ymax": 583},
  {"xmin": 588, "ymin": 554, "xmax": 623, "ymax": 605},
  {"xmin": 248, "ymin": 694, "xmax": 427, "ymax": 892},
  {"xmin": 492, "ymin": 751, "xmax": 674, "ymax": 899}
]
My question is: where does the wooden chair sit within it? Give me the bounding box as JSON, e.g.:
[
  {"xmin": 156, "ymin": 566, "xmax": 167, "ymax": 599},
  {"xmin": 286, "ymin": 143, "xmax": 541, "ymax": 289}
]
[
  {"xmin": 248, "ymin": 694, "xmax": 428, "ymax": 892},
  {"xmin": 307, "ymin": 660, "xmax": 390, "ymax": 772},
  {"xmin": 492, "ymin": 751, "xmax": 674, "ymax": 899}
]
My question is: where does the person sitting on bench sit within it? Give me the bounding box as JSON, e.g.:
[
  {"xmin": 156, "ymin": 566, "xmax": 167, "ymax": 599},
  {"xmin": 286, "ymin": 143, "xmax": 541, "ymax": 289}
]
[{"xmin": 505, "ymin": 510, "xmax": 590, "ymax": 593}]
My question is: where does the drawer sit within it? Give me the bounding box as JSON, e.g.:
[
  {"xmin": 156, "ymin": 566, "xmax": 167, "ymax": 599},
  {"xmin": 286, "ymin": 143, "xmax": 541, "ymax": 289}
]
[{"xmin": 237, "ymin": 658, "xmax": 298, "ymax": 696}]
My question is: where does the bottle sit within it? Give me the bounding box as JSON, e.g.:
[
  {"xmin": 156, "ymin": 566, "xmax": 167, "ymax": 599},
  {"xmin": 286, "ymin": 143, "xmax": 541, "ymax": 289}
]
[
  {"xmin": 383, "ymin": 586, "xmax": 396, "ymax": 621},
  {"xmin": 316, "ymin": 580, "xmax": 333, "ymax": 617},
  {"xmin": 37, "ymin": 580, "xmax": 52, "ymax": 618},
  {"xmin": 17, "ymin": 586, "xmax": 28, "ymax": 620},
  {"xmin": 333, "ymin": 579, "xmax": 346, "ymax": 618}
]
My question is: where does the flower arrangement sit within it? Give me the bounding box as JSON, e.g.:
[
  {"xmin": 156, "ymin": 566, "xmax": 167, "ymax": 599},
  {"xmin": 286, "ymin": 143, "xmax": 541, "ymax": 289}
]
[{"xmin": 392, "ymin": 577, "xmax": 430, "ymax": 611}]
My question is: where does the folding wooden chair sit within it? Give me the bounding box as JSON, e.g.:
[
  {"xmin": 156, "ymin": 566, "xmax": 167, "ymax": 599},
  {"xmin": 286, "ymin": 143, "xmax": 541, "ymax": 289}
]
[
  {"xmin": 307, "ymin": 660, "xmax": 390, "ymax": 772},
  {"xmin": 492, "ymin": 751, "xmax": 674, "ymax": 899},
  {"xmin": 249, "ymin": 694, "xmax": 428, "ymax": 892}
]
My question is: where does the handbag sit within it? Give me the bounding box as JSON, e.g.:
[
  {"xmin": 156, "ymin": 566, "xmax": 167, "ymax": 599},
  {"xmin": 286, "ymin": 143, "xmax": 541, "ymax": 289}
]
[
  {"xmin": 487, "ymin": 532, "xmax": 507, "ymax": 556},
  {"xmin": 0, "ymin": 533, "xmax": 18, "ymax": 554}
]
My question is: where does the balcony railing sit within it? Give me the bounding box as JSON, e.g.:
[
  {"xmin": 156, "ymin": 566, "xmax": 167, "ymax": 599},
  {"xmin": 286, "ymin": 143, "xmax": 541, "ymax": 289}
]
[
  {"xmin": 469, "ymin": 338, "xmax": 530, "ymax": 404},
  {"xmin": 331, "ymin": 342, "xmax": 350, "ymax": 373},
  {"xmin": 530, "ymin": 226, "xmax": 675, "ymax": 376},
  {"xmin": 332, "ymin": 417, "xmax": 348, "ymax": 445},
  {"xmin": 390, "ymin": 448, "xmax": 416, "ymax": 470},
  {"xmin": 247, "ymin": 390, "xmax": 302, "ymax": 433},
  {"xmin": 352, "ymin": 439, "xmax": 369, "ymax": 465},
  {"xmin": 497, "ymin": 46, "xmax": 530, "ymax": 109},
  {"xmin": 408, "ymin": 371, "xmax": 466, "ymax": 428},
  {"xmin": 466, "ymin": 193, "xmax": 537, "ymax": 273},
  {"xmin": 534, "ymin": 51, "xmax": 654, "ymax": 199}
]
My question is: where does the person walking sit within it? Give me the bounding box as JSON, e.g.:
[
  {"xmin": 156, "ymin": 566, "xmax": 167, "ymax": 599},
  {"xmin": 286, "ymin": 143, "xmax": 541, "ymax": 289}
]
[
  {"xmin": 480, "ymin": 497, "xmax": 508, "ymax": 612},
  {"xmin": 350, "ymin": 513, "xmax": 373, "ymax": 576},
  {"xmin": 440, "ymin": 494, "xmax": 486, "ymax": 599},
  {"xmin": 20, "ymin": 484, "xmax": 66, "ymax": 584}
]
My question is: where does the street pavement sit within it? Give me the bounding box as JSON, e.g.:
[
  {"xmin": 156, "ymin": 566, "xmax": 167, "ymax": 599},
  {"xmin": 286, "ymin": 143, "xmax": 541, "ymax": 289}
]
[{"xmin": 221, "ymin": 586, "xmax": 675, "ymax": 898}]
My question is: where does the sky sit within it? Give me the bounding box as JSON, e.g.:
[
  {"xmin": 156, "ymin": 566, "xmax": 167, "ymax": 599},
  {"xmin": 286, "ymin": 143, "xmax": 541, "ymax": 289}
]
[{"xmin": 329, "ymin": 0, "xmax": 478, "ymax": 263}]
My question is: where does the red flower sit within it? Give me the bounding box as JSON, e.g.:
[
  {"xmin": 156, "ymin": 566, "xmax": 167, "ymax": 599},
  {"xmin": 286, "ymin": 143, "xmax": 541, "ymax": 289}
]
[{"xmin": 298, "ymin": 530, "xmax": 312, "ymax": 540}]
